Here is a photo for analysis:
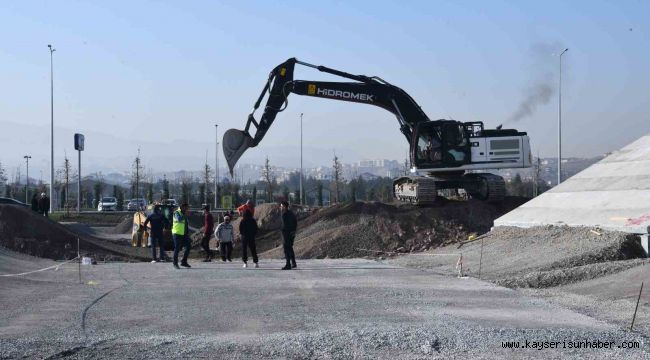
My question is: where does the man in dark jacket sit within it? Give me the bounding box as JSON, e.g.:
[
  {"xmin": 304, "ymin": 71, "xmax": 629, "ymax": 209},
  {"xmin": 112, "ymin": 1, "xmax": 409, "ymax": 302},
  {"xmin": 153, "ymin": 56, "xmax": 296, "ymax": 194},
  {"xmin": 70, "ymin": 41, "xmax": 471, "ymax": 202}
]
[
  {"xmin": 143, "ymin": 206, "xmax": 171, "ymax": 262},
  {"xmin": 280, "ymin": 201, "xmax": 297, "ymax": 270},
  {"xmin": 31, "ymin": 193, "xmax": 39, "ymax": 212},
  {"xmin": 38, "ymin": 193, "xmax": 50, "ymax": 217},
  {"xmin": 201, "ymin": 205, "xmax": 214, "ymax": 262},
  {"xmin": 239, "ymin": 209, "xmax": 259, "ymax": 268}
]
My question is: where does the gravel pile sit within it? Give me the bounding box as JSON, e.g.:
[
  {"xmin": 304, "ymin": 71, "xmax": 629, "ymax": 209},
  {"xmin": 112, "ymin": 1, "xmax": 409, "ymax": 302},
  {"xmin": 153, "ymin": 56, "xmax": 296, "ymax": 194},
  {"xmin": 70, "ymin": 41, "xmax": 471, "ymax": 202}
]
[
  {"xmin": 3, "ymin": 321, "xmax": 648, "ymax": 359},
  {"xmin": 496, "ymin": 258, "xmax": 647, "ymax": 288},
  {"xmin": 389, "ymin": 225, "xmax": 647, "ymax": 288}
]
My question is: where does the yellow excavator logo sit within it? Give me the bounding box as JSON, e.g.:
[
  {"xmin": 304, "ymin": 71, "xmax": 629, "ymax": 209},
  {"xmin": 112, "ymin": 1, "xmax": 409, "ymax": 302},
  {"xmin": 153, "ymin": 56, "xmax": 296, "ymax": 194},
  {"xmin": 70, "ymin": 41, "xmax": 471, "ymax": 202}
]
[
  {"xmin": 308, "ymin": 84, "xmax": 316, "ymax": 95},
  {"xmin": 280, "ymin": 68, "xmax": 286, "ymax": 76}
]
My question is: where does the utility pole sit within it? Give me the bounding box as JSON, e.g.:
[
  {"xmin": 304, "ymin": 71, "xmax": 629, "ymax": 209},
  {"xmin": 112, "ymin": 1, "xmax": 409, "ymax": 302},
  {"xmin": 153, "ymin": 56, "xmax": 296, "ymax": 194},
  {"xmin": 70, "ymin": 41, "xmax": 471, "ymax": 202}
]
[
  {"xmin": 23, "ymin": 155, "xmax": 31, "ymax": 203},
  {"xmin": 300, "ymin": 113, "xmax": 304, "ymax": 206},
  {"xmin": 75, "ymin": 134, "xmax": 84, "ymax": 213},
  {"xmin": 533, "ymin": 154, "xmax": 540, "ymax": 197},
  {"xmin": 215, "ymin": 124, "xmax": 219, "ymax": 209},
  {"xmin": 558, "ymin": 48, "xmax": 568, "ymax": 185},
  {"xmin": 48, "ymin": 44, "xmax": 55, "ymax": 211},
  {"xmin": 78, "ymin": 150, "xmax": 81, "ymax": 212}
]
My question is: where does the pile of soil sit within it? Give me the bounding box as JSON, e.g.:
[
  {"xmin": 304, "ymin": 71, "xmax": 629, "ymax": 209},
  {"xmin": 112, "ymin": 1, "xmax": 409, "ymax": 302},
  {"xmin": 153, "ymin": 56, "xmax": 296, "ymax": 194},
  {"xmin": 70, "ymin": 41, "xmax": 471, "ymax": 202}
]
[
  {"xmin": 111, "ymin": 215, "xmax": 134, "ymax": 234},
  {"xmin": 254, "ymin": 203, "xmax": 283, "ymax": 231},
  {"xmin": 0, "ymin": 205, "xmax": 149, "ymax": 261},
  {"xmin": 262, "ymin": 197, "xmax": 527, "ymax": 259}
]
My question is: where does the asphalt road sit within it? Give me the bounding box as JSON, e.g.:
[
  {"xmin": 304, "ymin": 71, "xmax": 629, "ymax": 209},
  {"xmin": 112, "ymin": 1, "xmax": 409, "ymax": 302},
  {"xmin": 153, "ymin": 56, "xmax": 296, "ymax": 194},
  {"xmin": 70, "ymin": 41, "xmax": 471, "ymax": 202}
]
[{"xmin": 1, "ymin": 251, "xmax": 648, "ymax": 359}]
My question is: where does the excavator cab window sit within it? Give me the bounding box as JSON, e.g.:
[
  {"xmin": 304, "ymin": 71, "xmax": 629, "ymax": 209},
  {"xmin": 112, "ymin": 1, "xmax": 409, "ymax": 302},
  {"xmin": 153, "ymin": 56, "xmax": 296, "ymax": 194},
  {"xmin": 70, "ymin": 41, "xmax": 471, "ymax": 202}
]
[
  {"xmin": 412, "ymin": 121, "xmax": 470, "ymax": 169},
  {"xmin": 415, "ymin": 129, "xmax": 443, "ymax": 167},
  {"xmin": 441, "ymin": 123, "xmax": 469, "ymax": 166}
]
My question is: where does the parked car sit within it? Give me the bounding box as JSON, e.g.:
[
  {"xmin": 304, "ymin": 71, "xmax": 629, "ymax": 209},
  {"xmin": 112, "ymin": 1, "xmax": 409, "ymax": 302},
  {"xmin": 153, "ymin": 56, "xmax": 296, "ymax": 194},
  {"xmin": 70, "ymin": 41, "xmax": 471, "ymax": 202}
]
[
  {"xmin": 127, "ymin": 198, "xmax": 147, "ymax": 211},
  {"xmin": 0, "ymin": 197, "xmax": 29, "ymax": 208},
  {"xmin": 98, "ymin": 197, "xmax": 118, "ymax": 211},
  {"xmin": 162, "ymin": 198, "xmax": 178, "ymax": 207}
]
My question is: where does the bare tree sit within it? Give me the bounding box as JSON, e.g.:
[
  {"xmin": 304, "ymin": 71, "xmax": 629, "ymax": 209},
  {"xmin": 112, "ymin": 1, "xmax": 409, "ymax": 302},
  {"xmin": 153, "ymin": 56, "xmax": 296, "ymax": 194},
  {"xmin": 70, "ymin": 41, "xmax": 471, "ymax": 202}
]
[
  {"xmin": 131, "ymin": 148, "xmax": 144, "ymax": 199},
  {"xmin": 93, "ymin": 172, "xmax": 105, "ymax": 208},
  {"xmin": 332, "ymin": 154, "xmax": 343, "ymax": 204},
  {"xmin": 203, "ymin": 152, "xmax": 213, "ymax": 205},
  {"xmin": 180, "ymin": 176, "xmax": 192, "ymax": 205},
  {"xmin": 162, "ymin": 175, "xmax": 170, "ymax": 200},
  {"xmin": 262, "ymin": 156, "xmax": 276, "ymax": 202},
  {"xmin": 0, "ymin": 160, "xmax": 6, "ymax": 196},
  {"xmin": 56, "ymin": 155, "xmax": 75, "ymax": 210}
]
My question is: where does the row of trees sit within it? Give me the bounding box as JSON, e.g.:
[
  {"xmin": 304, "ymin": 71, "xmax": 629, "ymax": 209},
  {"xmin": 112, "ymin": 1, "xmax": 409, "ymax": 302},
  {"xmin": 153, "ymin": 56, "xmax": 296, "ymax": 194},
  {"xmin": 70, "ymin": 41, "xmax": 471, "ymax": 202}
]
[{"xmin": 0, "ymin": 150, "xmax": 551, "ymax": 211}]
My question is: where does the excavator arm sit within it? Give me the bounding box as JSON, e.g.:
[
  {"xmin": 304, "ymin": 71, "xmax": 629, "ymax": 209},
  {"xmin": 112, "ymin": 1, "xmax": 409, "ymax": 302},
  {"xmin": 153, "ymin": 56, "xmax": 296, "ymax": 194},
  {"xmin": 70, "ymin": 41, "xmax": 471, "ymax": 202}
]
[{"xmin": 223, "ymin": 58, "xmax": 431, "ymax": 174}]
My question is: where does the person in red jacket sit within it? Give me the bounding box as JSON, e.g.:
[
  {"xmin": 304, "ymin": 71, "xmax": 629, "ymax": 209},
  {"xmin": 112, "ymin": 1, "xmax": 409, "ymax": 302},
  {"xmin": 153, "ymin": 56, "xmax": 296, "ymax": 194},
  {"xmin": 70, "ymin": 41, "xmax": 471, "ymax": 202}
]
[{"xmin": 201, "ymin": 205, "xmax": 215, "ymax": 262}]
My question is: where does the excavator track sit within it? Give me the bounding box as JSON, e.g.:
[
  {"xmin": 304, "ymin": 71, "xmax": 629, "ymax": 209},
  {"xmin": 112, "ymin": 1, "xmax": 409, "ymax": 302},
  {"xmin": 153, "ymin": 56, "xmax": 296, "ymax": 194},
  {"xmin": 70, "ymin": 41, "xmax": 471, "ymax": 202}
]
[
  {"xmin": 464, "ymin": 173, "xmax": 506, "ymax": 203},
  {"xmin": 393, "ymin": 176, "xmax": 437, "ymax": 205}
]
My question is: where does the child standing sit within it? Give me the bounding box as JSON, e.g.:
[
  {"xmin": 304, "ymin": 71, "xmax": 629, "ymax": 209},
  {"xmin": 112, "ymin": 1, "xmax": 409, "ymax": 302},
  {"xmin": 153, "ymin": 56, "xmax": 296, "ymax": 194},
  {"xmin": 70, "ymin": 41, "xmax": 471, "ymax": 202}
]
[{"xmin": 214, "ymin": 215, "xmax": 234, "ymax": 262}]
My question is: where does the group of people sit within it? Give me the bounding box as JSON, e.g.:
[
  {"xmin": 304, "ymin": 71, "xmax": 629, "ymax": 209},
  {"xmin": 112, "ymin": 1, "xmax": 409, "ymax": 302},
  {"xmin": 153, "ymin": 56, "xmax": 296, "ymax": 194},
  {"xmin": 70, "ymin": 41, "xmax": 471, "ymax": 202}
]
[
  {"xmin": 144, "ymin": 200, "xmax": 298, "ymax": 270},
  {"xmin": 30, "ymin": 192, "xmax": 50, "ymax": 217}
]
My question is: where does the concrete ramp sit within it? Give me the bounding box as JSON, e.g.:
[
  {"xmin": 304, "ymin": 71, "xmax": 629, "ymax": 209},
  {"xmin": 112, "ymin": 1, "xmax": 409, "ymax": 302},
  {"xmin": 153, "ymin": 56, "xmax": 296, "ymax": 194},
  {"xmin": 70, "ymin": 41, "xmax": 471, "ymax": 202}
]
[{"xmin": 494, "ymin": 134, "xmax": 650, "ymax": 235}]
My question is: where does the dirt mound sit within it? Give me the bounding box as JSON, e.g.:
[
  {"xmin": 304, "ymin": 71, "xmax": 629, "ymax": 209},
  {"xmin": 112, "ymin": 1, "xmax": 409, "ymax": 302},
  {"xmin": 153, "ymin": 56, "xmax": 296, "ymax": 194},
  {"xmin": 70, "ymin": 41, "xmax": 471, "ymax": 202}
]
[
  {"xmin": 262, "ymin": 197, "xmax": 527, "ymax": 259},
  {"xmin": 255, "ymin": 203, "xmax": 282, "ymax": 231},
  {"xmin": 0, "ymin": 205, "xmax": 149, "ymax": 261},
  {"xmin": 111, "ymin": 215, "xmax": 134, "ymax": 234}
]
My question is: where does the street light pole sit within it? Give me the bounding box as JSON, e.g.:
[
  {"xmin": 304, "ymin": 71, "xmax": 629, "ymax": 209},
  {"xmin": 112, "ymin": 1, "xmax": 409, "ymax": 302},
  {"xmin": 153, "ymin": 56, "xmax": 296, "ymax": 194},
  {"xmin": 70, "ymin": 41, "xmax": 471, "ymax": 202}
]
[
  {"xmin": 300, "ymin": 113, "xmax": 304, "ymax": 206},
  {"xmin": 24, "ymin": 155, "xmax": 31, "ymax": 203},
  {"xmin": 48, "ymin": 44, "xmax": 55, "ymax": 211},
  {"xmin": 558, "ymin": 48, "xmax": 568, "ymax": 185},
  {"xmin": 215, "ymin": 124, "xmax": 219, "ymax": 209}
]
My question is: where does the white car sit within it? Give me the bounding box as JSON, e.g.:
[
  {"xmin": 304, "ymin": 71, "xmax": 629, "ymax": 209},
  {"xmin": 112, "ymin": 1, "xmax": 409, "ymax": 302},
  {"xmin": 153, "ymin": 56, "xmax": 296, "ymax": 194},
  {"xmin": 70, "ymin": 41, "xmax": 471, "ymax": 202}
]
[
  {"xmin": 98, "ymin": 197, "xmax": 118, "ymax": 211},
  {"xmin": 127, "ymin": 198, "xmax": 148, "ymax": 211},
  {"xmin": 162, "ymin": 198, "xmax": 178, "ymax": 207}
]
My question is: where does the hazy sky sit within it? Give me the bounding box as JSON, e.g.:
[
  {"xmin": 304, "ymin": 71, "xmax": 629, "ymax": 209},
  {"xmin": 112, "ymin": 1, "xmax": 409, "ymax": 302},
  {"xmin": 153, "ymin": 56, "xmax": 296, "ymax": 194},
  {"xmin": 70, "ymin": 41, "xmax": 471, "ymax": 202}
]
[{"xmin": 1, "ymin": 0, "xmax": 649, "ymax": 179}]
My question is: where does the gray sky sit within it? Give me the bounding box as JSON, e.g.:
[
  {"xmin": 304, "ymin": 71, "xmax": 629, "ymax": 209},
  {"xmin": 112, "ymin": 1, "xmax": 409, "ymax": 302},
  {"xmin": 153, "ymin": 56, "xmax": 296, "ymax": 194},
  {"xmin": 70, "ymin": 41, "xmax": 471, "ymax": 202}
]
[{"xmin": 1, "ymin": 1, "xmax": 649, "ymax": 179}]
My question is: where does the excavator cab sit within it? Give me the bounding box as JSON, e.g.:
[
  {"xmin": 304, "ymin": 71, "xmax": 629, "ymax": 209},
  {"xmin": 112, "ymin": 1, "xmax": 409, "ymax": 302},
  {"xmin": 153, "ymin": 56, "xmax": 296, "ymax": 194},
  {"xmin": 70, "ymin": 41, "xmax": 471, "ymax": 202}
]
[{"xmin": 411, "ymin": 120, "xmax": 471, "ymax": 170}]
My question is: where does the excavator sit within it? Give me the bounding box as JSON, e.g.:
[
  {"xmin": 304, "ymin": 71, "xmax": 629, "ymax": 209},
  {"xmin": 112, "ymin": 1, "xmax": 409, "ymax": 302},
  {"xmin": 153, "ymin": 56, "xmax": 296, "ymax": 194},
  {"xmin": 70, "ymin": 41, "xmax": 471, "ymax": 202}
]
[{"xmin": 223, "ymin": 58, "xmax": 531, "ymax": 205}]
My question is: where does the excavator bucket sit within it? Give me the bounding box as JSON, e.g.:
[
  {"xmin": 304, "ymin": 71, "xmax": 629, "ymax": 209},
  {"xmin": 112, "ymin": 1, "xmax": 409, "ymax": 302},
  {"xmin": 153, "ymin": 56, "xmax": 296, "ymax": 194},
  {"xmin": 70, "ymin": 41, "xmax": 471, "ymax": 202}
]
[{"xmin": 222, "ymin": 128, "xmax": 254, "ymax": 175}]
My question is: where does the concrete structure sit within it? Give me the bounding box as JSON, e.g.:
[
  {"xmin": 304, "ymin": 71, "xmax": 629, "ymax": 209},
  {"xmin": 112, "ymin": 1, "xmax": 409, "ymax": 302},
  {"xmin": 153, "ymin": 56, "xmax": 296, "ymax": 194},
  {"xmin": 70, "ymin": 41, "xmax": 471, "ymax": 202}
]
[{"xmin": 495, "ymin": 134, "xmax": 650, "ymax": 241}]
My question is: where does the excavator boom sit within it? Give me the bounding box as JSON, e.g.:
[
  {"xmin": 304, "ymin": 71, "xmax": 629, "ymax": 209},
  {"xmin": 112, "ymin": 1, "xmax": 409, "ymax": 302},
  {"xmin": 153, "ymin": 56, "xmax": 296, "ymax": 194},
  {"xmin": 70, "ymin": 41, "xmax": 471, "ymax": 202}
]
[{"xmin": 223, "ymin": 58, "xmax": 429, "ymax": 174}]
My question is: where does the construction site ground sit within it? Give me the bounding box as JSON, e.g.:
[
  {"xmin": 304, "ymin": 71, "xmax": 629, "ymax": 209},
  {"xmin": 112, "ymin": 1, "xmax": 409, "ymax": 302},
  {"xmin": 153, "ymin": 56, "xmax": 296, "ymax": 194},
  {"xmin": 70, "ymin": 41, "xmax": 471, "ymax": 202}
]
[
  {"xmin": 2, "ymin": 249, "xmax": 648, "ymax": 359},
  {"xmin": 1, "ymin": 202, "xmax": 649, "ymax": 358},
  {"xmin": 389, "ymin": 226, "xmax": 650, "ymax": 336}
]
